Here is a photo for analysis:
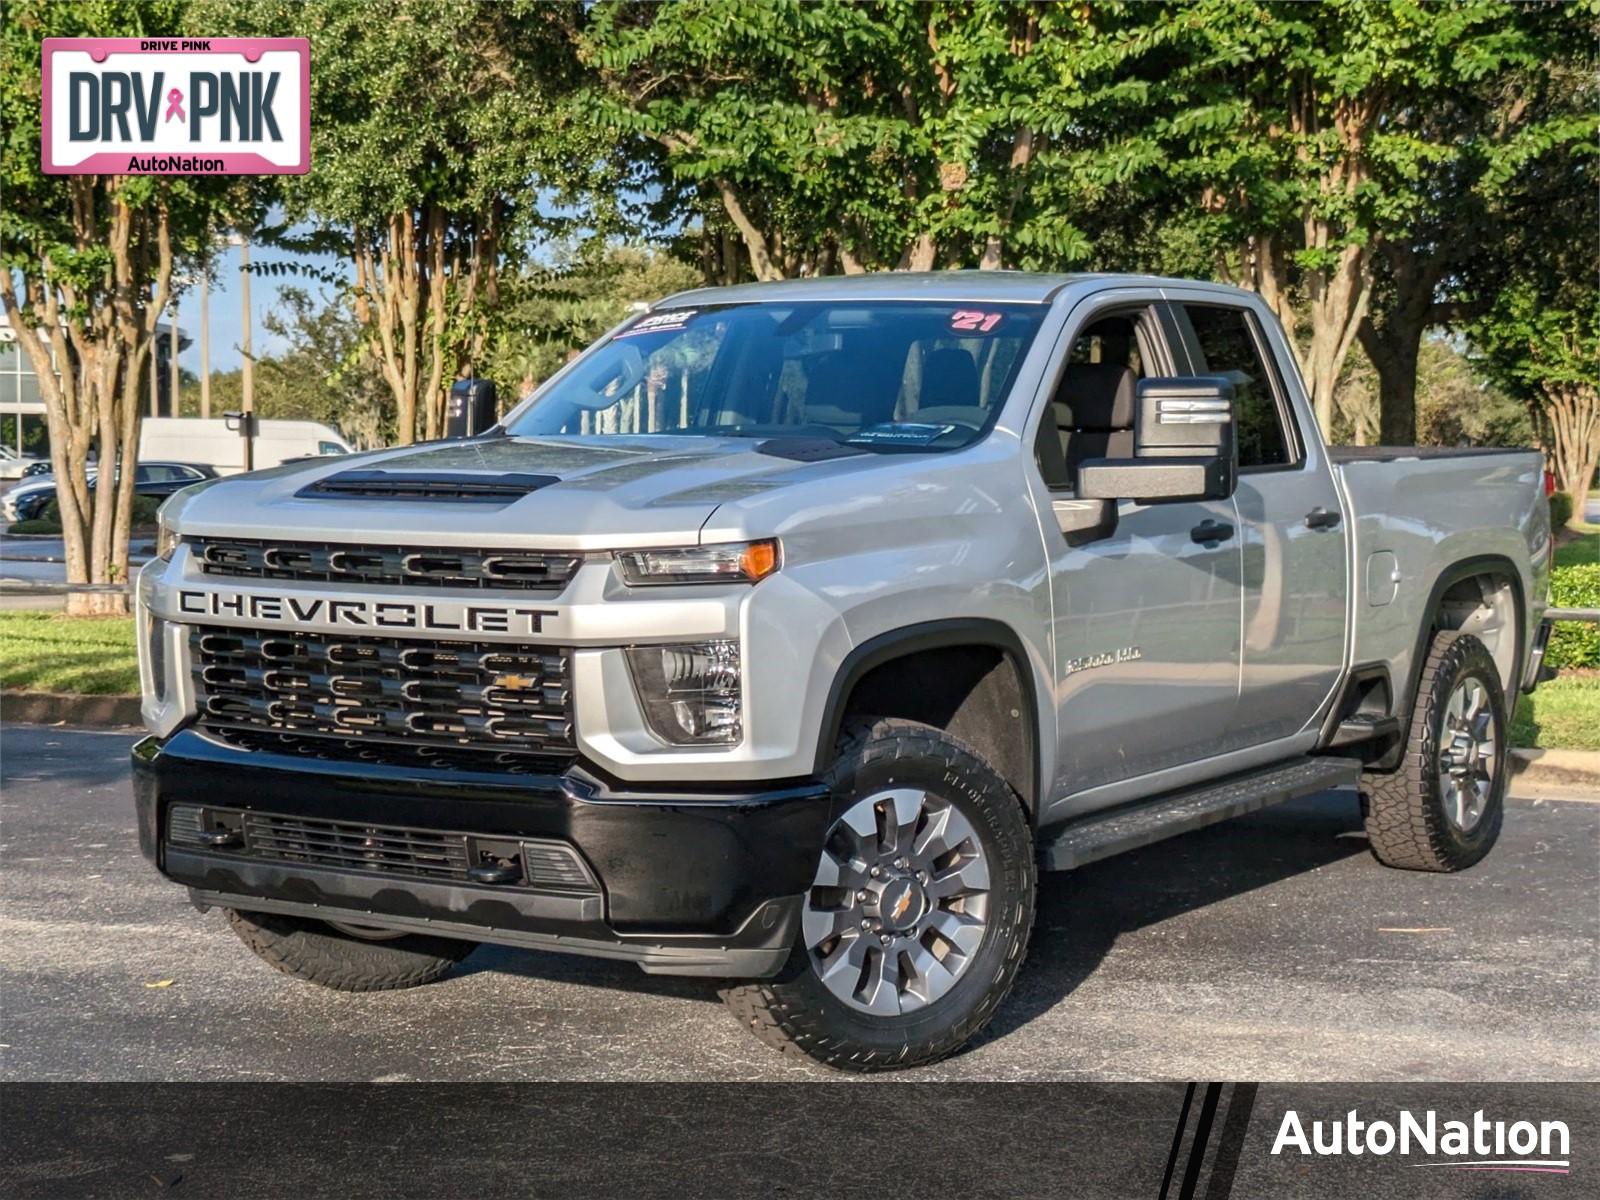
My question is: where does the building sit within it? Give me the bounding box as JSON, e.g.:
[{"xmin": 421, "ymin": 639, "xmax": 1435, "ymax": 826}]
[{"xmin": 0, "ymin": 310, "xmax": 189, "ymax": 457}]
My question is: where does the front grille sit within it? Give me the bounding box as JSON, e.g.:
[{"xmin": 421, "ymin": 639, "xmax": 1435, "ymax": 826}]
[
  {"xmin": 191, "ymin": 537, "xmax": 581, "ymax": 592},
  {"xmin": 243, "ymin": 811, "xmax": 471, "ymax": 878},
  {"xmin": 191, "ymin": 626, "xmax": 575, "ymax": 771},
  {"xmin": 166, "ymin": 804, "xmax": 599, "ymax": 892}
]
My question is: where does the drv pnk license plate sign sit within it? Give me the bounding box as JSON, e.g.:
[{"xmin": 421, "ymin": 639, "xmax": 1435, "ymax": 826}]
[{"xmin": 41, "ymin": 37, "xmax": 309, "ymax": 175}]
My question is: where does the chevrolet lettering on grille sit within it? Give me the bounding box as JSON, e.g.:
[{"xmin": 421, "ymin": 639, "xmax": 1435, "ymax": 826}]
[{"xmin": 177, "ymin": 589, "xmax": 558, "ymax": 635}]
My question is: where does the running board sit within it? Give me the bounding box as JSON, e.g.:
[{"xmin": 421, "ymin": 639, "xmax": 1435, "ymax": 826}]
[{"xmin": 1039, "ymin": 756, "xmax": 1362, "ymax": 871}]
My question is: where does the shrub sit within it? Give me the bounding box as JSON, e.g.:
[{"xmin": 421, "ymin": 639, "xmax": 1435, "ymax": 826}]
[
  {"xmin": 39, "ymin": 495, "xmax": 161, "ymax": 527},
  {"xmin": 1549, "ymin": 491, "xmax": 1574, "ymax": 530},
  {"xmin": 1547, "ymin": 562, "xmax": 1600, "ymax": 669}
]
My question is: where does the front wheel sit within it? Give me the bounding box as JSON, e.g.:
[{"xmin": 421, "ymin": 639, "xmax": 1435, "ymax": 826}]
[
  {"xmin": 1361, "ymin": 630, "xmax": 1508, "ymax": 872},
  {"xmin": 226, "ymin": 909, "xmax": 475, "ymax": 991},
  {"xmin": 720, "ymin": 718, "xmax": 1035, "ymax": 1071}
]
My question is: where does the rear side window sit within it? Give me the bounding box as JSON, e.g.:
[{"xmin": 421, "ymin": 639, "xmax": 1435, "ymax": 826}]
[{"xmin": 1182, "ymin": 305, "xmax": 1292, "ymax": 468}]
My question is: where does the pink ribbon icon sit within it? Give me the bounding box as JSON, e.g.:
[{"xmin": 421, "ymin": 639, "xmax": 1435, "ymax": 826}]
[{"xmin": 164, "ymin": 88, "xmax": 185, "ymax": 123}]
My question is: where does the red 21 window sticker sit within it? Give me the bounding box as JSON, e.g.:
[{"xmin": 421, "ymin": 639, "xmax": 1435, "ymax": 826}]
[
  {"xmin": 42, "ymin": 38, "xmax": 309, "ymax": 175},
  {"xmin": 949, "ymin": 310, "xmax": 1004, "ymax": 333}
]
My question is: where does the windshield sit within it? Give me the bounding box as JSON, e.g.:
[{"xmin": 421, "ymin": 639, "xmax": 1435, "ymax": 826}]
[{"xmin": 503, "ymin": 301, "xmax": 1046, "ymax": 451}]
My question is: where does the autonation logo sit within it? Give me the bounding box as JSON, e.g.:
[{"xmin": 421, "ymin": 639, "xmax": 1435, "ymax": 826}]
[{"xmin": 1272, "ymin": 1108, "xmax": 1571, "ymax": 1174}]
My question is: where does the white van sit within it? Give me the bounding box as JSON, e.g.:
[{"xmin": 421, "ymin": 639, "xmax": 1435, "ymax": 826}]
[{"xmin": 139, "ymin": 418, "xmax": 354, "ymax": 474}]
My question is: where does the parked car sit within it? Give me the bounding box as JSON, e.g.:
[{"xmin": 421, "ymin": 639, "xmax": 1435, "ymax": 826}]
[
  {"xmin": 0, "ymin": 445, "xmax": 45, "ymax": 480},
  {"xmin": 132, "ymin": 272, "xmax": 1553, "ymax": 1072},
  {"xmin": 8, "ymin": 461, "xmax": 217, "ymax": 523}
]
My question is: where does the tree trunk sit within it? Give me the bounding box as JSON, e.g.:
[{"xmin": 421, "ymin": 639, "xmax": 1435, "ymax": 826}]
[
  {"xmin": 2, "ymin": 182, "xmax": 170, "ymax": 616},
  {"xmin": 1357, "ymin": 321, "xmax": 1421, "ymax": 447},
  {"xmin": 1540, "ymin": 385, "xmax": 1600, "ymax": 518},
  {"xmin": 715, "ymin": 180, "xmax": 784, "ymax": 281},
  {"xmin": 1358, "ymin": 243, "xmax": 1444, "ymax": 446}
]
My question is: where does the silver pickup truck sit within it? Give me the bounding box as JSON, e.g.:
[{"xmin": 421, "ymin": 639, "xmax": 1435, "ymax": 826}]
[{"xmin": 132, "ymin": 272, "xmax": 1554, "ymax": 1071}]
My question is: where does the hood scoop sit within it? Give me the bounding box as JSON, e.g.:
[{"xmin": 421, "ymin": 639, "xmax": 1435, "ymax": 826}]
[{"xmin": 297, "ymin": 469, "xmax": 559, "ymax": 503}]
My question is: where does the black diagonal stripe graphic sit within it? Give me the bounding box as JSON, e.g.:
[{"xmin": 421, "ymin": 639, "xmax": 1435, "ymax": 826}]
[
  {"xmin": 1159, "ymin": 1083, "xmax": 1197, "ymax": 1200},
  {"xmin": 1202, "ymin": 1083, "xmax": 1260, "ymax": 1200},
  {"xmin": 1178, "ymin": 1082, "xmax": 1224, "ymax": 1199}
]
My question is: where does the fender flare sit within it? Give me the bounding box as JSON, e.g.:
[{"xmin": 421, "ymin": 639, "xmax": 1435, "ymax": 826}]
[
  {"xmin": 1378, "ymin": 553, "xmax": 1526, "ymax": 770},
  {"xmin": 812, "ymin": 617, "xmax": 1043, "ymax": 815}
]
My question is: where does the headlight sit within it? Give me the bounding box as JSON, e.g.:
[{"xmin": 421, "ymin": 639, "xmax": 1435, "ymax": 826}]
[
  {"xmin": 154, "ymin": 490, "xmax": 193, "ymax": 561},
  {"xmin": 615, "ymin": 539, "xmax": 779, "ymax": 586},
  {"xmin": 624, "ymin": 640, "xmax": 742, "ymax": 745},
  {"xmin": 156, "ymin": 518, "xmax": 180, "ymax": 561}
]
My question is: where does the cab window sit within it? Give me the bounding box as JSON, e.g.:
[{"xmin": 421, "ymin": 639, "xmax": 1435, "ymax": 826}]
[{"xmin": 1182, "ymin": 304, "xmax": 1294, "ymax": 468}]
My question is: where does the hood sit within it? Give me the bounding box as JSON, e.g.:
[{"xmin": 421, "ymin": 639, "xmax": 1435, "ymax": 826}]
[{"xmin": 169, "ymin": 435, "xmax": 902, "ymax": 549}]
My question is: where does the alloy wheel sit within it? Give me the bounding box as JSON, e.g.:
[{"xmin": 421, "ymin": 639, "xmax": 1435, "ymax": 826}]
[
  {"xmin": 1437, "ymin": 677, "xmax": 1497, "ymax": 832},
  {"xmin": 802, "ymin": 788, "xmax": 990, "ymax": 1016}
]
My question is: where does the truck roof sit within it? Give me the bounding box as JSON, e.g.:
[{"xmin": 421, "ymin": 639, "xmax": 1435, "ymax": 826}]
[{"xmin": 655, "ymin": 270, "xmax": 1255, "ymax": 308}]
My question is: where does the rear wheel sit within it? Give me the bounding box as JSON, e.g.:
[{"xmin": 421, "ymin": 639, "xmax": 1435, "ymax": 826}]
[
  {"xmin": 720, "ymin": 718, "xmax": 1035, "ymax": 1071},
  {"xmin": 226, "ymin": 909, "xmax": 475, "ymax": 991},
  {"xmin": 1361, "ymin": 630, "xmax": 1508, "ymax": 872}
]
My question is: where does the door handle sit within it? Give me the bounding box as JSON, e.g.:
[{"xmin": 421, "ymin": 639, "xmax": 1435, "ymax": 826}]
[
  {"xmin": 1305, "ymin": 506, "xmax": 1342, "ymax": 530},
  {"xmin": 1189, "ymin": 519, "xmax": 1235, "ymax": 547}
]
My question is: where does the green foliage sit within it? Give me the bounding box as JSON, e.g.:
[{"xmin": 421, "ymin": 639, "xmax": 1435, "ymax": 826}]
[
  {"xmin": 41, "ymin": 496, "xmax": 161, "ymax": 529},
  {"xmin": 1472, "ymin": 284, "xmax": 1599, "ymax": 413},
  {"xmin": 482, "ymin": 245, "xmax": 702, "ymax": 401},
  {"xmin": 203, "ymin": 288, "xmax": 394, "ymax": 448},
  {"xmin": 1550, "ymin": 493, "xmax": 1575, "ymax": 532},
  {"xmin": 582, "ymin": 1, "xmax": 1167, "ymax": 273},
  {"xmin": 1548, "ymin": 564, "xmax": 1600, "ymax": 670},
  {"xmin": 1333, "ymin": 336, "xmax": 1530, "ymax": 447}
]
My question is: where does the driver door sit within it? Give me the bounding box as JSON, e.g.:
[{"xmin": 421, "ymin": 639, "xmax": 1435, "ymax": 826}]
[{"xmin": 1029, "ymin": 296, "xmax": 1244, "ymax": 817}]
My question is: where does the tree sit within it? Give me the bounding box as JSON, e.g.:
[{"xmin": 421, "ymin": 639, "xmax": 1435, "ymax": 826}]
[
  {"xmin": 481, "ymin": 243, "xmax": 701, "ymax": 401},
  {"xmin": 583, "ymin": 1, "xmax": 1151, "ymax": 281},
  {"xmin": 1356, "ymin": 11, "xmax": 1594, "ymax": 443},
  {"xmin": 203, "ymin": 287, "xmax": 395, "ymax": 448},
  {"xmin": 0, "ymin": 0, "xmax": 244, "ymax": 613},
  {"xmin": 206, "ymin": 0, "xmax": 610, "ymax": 443},
  {"xmin": 1143, "ymin": 0, "xmax": 1562, "ymax": 435},
  {"xmin": 1471, "ymin": 282, "xmax": 1599, "ymax": 513}
]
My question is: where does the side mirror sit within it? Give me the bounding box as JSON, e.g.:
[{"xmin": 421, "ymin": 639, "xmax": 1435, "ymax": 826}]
[{"xmin": 1077, "ymin": 376, "xmax": 1237, "ymax": 504}]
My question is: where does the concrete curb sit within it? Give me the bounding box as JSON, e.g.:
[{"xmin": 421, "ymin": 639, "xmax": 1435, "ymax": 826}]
[
  {"xmin": 1509, "ymin": 748, "xmax": 1600, "ymax": 794},
  {"xmin": 1, "ymin": 691, "xmax": 142, "ymax": 728}
]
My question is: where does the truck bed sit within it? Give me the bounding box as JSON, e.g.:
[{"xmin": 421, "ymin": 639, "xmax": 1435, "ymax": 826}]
[
  {"xmin": 1327, "ymin": 445, "xmax": 1530, "ymax": 464},
  {"xmin": 1334, "ymin": 446, "xmax": 1548, "ymax": 702}
]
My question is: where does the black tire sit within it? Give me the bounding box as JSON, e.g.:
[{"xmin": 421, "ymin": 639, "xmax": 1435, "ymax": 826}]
[
  {"xmin": 1361, "ymin": 630, "xmax": 1508, "ymax": 872},
  {"xmin": 225, "ymin": 909, "xmax": 475, "ymax": 992},
  {"xmin": 720, "ymin": 718, "xmax": 1035, "ymax": 1072}
]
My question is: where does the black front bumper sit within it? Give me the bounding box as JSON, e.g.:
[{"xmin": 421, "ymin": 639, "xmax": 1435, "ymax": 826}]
[{"xmin": 132, "ymin": 730, "xmax": 831, "ymax": 977}]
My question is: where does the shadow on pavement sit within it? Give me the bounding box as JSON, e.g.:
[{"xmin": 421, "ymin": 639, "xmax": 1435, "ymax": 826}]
[{"xmin": 455, "ymin": 788, "xmax": 1372, "ymax": 1027}]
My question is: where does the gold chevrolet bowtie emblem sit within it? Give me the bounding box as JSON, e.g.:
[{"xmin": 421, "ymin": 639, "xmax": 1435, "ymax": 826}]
[
  {"xmin": 494, "ymin": 673, "xmax": 536, "ymax": 691},
  {"xmin": 890, "ymin": 889, "xmax": 912, "ymax": 921}
]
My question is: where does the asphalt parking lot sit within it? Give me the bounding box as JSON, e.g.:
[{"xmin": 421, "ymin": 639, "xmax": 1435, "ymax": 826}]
[{"xmin": 2, "ymin": 724, "xmax": 1595, "ymax": 1082}]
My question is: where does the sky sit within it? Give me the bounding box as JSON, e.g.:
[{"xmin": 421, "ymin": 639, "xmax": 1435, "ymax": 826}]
[{"xmin": 168, "ymin": 233, "xmax": 344, "ymax": 375}]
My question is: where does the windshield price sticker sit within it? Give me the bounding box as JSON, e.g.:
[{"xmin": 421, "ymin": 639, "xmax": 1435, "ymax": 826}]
[{"xmin": 616, "ymin": 309, "xmax": 696, "ymax": 338}]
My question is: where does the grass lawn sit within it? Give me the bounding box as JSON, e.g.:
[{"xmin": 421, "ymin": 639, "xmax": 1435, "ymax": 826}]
[
  {"xmin": 0, "ymin": 611, "xmax": 139, "ymax": 695},
  {"xmin": 1554, "ymin": 526, "xmax": 1599, "ymax": 569},
  {"xmin": 1510, "ymin": 672, "xmax": 1600, "ymax": 752}
]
